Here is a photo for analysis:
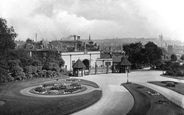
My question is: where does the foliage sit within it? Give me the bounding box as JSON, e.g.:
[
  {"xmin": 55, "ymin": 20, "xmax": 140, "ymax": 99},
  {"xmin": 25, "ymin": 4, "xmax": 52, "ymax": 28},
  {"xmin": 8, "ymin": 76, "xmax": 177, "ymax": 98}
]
[
  {"xmin": 164, "ymin": 61, "xmax": 184, "ymax": 76},
  {"xmin": 0, "ymin": 18, "xmax": 17, "ymax": 54},
  {"xmin": 42, "ymin": 83, "xmax": 55, "ymax": 87},
  {"xmin": 166, "ymin": 82, "xmax": 175, "ymax": 87},
  {"xmin": 123, "ymin": 42, "xmax": 163, "ymax": 69},
  {"xmin": 171, "ymin": 54, "xmax": 177, "ymax": 61},
  {"xmin": 10, "ymin": 65, "xmax": 26, "ymax": 80},
  {"xmin": 181, "ymin": 54, "xmax": 184, "ymax": 60},
  {"xmin": 50, "ymin": 84, "xmax": 66, "ymax": 90},
  {"xmin": 34, "ymin": 87, "xmax": 46, "ymax": 92},
  {"xmin": 144, "ymin": 42, "xmax": 163, "ymax": 68}
]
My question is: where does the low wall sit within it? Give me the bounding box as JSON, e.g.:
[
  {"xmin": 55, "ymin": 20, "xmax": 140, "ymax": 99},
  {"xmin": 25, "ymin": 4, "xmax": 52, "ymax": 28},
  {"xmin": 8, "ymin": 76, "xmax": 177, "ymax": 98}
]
[{"xmin": 139, "ymin": 82, "xmax": 184, "ymax": 108}]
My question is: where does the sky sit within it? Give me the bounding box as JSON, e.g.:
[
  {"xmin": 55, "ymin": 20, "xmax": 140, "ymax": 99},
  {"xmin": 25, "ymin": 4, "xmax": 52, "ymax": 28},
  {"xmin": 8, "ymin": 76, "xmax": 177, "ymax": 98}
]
[{"xmin": 0, "ymin": 0, "xmax": 184, "ymax": 42}]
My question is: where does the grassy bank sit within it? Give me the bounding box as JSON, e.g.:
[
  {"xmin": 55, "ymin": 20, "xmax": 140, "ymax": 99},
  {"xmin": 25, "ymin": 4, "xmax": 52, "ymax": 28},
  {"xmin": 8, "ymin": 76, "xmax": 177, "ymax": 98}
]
[
  {"xmin": 150, "ymin": 81, "xmax": 184, "ymax": 95},
  {"xmin": 122, "ymin": 83, "xmax": 184, "ymax": 115},
  {"xmin": 0, "ymin": 77, "xmax": 102, "ymax": 115}
]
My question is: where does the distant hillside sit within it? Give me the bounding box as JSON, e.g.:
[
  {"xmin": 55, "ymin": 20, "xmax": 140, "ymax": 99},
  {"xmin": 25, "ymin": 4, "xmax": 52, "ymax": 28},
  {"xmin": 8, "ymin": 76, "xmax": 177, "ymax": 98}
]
[{"xmin": 82, "ymin": 38, "xmax": 184, "ymax": 50}]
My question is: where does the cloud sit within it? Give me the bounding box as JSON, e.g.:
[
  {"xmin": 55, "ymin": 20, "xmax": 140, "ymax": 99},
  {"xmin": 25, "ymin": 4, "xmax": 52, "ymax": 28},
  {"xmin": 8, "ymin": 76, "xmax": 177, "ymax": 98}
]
[{"xmin": 0, "ymin": 0, "xmax": 184, "ymax": 42}]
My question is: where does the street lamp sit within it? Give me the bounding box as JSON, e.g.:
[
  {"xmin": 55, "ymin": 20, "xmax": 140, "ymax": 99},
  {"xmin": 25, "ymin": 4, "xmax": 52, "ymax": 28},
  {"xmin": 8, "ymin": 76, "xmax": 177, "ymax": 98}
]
[{"xmin": 126, "ymin": 66, "xmax": 129, "ymax": 83}]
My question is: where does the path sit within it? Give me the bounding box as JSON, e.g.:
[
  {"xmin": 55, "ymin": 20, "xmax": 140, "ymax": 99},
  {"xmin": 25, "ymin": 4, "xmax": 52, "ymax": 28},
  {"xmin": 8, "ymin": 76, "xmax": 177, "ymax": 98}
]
[
  {"xmin": 73, "ymin": 69, "xmax": 184, "ymax": 115},
  {"xmin": 73, "ymin": 74, "xmax": 134, "ymax": 115}
]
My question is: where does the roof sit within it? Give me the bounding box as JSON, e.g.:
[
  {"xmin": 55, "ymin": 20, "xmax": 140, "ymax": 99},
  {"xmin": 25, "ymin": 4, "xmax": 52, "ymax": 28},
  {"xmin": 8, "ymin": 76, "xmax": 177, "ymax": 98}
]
[
  {"xmin": 120, "ymin": 57, "xmax": 131, "ymax": 66},
  {"xmin": 72, "ymin": 59, "xmax": 86, "ymax": 69},
  {"xmin": 112, "ymin": 56, "xmax": 123, "ymax": 63}
]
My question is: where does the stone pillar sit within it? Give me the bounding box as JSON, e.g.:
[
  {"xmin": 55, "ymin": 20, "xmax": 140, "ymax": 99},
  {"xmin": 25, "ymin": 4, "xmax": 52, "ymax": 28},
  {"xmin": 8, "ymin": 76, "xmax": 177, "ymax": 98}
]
[
  {"xmin": 106, "ymin": 64, "xmax": 109, "ymax": 74},
  {"xmin": 89, "ymin": 54, "xmax": 91, "ymax": 75},
  {"xmin": 95, "ymin": 62, "xmax": 97, "ymax": 74},
  {"xmin": 70, "ymin": 55, "xmax": 72, "ymax": 71},
  {"xmin": 29, "ymin": 51, "xmax": 32, "ymax": 57}
]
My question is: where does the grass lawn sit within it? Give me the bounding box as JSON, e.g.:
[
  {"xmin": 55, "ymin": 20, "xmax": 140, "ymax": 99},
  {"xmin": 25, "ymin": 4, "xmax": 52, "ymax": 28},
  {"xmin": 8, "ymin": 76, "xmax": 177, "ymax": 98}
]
[
  {"xmin": 122, "ymin": 83, "xmax": 184, "ymax": 115},
  {"xmin": 161, "ymin": 74, "xmax": 184, "ymax": 80},
  {"xmin": 0, "ymin": 76, "xmax": 102, "ymax": 115},
  {"xmin": 149, "ymin": 81, "xmax": 184, "ymax": 95},
  {"xmin": 77, "ymin": 79, "xmax": 100, "ymax": 88}
]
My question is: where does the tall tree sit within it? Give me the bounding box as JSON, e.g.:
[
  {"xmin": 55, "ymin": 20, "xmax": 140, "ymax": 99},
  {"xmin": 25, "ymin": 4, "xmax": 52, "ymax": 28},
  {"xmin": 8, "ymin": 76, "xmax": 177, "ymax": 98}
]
[
  {"xmin": 0, "ymin": 18, "xmax": 17, "ymax": 82},
  {"xmin": 144, "ymin": 42, "xmax": 163, "ymax": 68},
  {"xmin": 0, "ymin": 18, "xmax": 17, "ymax": 54}
]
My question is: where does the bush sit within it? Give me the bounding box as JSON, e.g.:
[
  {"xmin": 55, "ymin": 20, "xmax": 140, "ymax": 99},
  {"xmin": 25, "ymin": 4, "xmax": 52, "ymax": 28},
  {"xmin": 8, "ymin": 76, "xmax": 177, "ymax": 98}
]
[
  {"xmin": 6, "ymin": 74, "xmax": 14, "ymax": 81},
  {"xmin": 25, "ymin": 74, "xmax": 33, "ymax": 79},
  {"xmin": 50, "ymin": 85, "xmax": 66, "ymax": 90},
  {"xmin": 24, "ymin": 66, "xmax": 38, "ymax": 74},
  {"xmin": 38, "ymin": 70, "xmax": 46, "ymax": 77},
  {"xmin": 70, "ymin": 83, "xmax": 82, "ymax": 89},
  {"xmin": 37, "ymin": 66, "xmax": 42, "ymax": 71},
  {"xmin": 42, "ymin": 83, "xmax": 55, "ymax": 87},
  {"xmin": 32, "ymin": 66, "xmax": 38, "ymax": 74},
  {"xmin": 46, "ymin": 70, "xmax": 53, "ymax": 77},
  {"xmin": 24, "ymin": 66, "xmax": 33, "ymax": 74},
  {"xmin": 0, "ymin": 74, "xmax": 8, "ymax": 82},
  {"xmin": 34, "ymin": 87, "xmax": 45, "ymax": 92},
  {"xmin": 166, "ymin": 82, "xmax": 175, "ymax": 87}
]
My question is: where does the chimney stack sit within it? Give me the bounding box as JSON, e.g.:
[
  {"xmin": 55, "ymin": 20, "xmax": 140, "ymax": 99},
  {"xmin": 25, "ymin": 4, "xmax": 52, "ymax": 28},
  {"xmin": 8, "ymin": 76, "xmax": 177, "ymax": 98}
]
[
  {"xmin": 77, "ymin": 36, "xmax": 80, "ymax": 40},
  {"xmin": 73, "ymin": 35, "xmax": 77, "ymax": 41}
]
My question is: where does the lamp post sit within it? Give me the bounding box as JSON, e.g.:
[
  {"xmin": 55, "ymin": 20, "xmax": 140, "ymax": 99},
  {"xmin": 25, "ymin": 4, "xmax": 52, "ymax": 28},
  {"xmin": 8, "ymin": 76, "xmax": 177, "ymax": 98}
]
[
  {"xmin": 70, "ymin": 54, "xmax": 72, "ymax": 71},
  {"xmin": 126, "ymin": 66, "xmax": 129, "ymax": 83}
]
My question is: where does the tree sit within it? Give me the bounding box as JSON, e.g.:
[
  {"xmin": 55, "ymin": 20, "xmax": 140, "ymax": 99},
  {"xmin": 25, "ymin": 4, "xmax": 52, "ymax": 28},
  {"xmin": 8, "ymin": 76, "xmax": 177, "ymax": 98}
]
[
  {"xmin": 0, "ymin": 18, "xmax": 17, "ymax": 82},
  {"xmin": 0, "ymin": 18, "xmax": 17, "ymax": 54},
  {"xmin": 123, "ymin": 42, "xmax": 145, "ymax": 69},
  {"xmin": 181, "ymin": 54, "xmax": 184, "ymax": 61},
  {"xmin": 171, "ymin": 54, "xmax": 177, "ymax": 61},
  {"xmin": 144, "ymin": 42, "xmax": 163, "ymax": 68}
]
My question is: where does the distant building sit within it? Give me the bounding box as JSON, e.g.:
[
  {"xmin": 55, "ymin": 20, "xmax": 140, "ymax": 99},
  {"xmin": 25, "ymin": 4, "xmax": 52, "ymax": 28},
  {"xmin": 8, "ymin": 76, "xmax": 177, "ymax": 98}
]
[
  {"xmin": 22, "ymin": 35, "xmax": 101, "ymax": 71},
  {"xmin": 167, "ymin": 45, "xmax": 184, "ymax": 59}
]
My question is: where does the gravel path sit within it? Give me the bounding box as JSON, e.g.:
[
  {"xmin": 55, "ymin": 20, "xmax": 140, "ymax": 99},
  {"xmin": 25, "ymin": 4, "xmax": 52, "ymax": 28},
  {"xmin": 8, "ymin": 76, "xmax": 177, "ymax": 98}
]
[
  {"xmin": 20, "ymin": 69, "xmax": 184, "ymax": 115},
  {"xmin": 73, "ymin": 74, "xmax": 134, "ymax": 115},
  {"xmin": 74, "ymin": 69, "xmax": 184, "ymax": 115}
]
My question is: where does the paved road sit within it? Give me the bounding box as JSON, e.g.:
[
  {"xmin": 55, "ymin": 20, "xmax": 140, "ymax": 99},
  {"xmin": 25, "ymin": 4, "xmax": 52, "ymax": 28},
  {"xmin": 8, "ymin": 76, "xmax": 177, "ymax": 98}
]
[
  {"xmin": 73, "ymin": 69, "xmax": 184, "ymax": 115},
  {"xmin": 73, "ymin": 74, "xmax": 134, "ymax": 115}
]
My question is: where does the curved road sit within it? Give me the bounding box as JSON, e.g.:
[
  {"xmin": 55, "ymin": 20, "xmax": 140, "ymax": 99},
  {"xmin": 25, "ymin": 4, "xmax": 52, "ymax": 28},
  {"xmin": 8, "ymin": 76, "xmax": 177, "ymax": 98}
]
[
  {"xmin": 73, "ymin": 69, "xmax": 184, "ymax": 115},
  {"xmin": 73, "ymin": 74, "xmax": 134, "ymax": 115}
]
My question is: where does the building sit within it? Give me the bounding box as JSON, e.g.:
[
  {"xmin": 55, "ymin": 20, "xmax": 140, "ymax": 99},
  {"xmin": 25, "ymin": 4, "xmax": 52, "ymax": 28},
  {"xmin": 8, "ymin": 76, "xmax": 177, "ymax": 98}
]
[
  {"xmin": 167, "ymin": 45, "xmax": 184, "ymax": 59},
  {"xmin": 61, "ymin": 51, "xmax": 100, "ymax": 71}
]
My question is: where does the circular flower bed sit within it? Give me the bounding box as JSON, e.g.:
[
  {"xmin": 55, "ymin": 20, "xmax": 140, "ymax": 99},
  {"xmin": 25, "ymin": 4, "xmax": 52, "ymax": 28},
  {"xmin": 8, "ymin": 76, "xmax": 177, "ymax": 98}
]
[{"xmin": 30, "ymin": 82, "xmax": 87, "ymax": 95}]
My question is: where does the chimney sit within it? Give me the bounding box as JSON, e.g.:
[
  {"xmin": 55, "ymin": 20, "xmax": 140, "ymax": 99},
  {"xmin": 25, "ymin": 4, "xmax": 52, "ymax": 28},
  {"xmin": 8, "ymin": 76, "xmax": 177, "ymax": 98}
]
[
  {"xmin": 77, "ymin": 36, "xmax": 80, "ymax": 40},
  {"xmin": 73, "ymin": 35, "xmax": 77, "ymax": 41},
  {"xmin": 84, "ymin": 42, "xmax": 87, "ymax": 54},
  {"xmin": 35, "ymin": 33, "xmax": 37, "ymax": 42},
  {"xmin": 109, "ymin": 46, "xmax": 112, "ymax": 52}
]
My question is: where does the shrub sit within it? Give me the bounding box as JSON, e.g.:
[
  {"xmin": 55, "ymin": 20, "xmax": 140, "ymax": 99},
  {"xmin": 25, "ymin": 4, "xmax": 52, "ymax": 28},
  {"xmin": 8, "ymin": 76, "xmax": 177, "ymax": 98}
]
[
  {"xmin": 32, "ymin": 66, "xmax": 38, "ymax": 74},
  {"xmin": 34, "ymin": 87, "xmax": 45, "ymax": 92},
  {"xmin": 166, "ymin": 82, "xmax": 175, "ymax": 87},
  {"xmin": 70, "ymin": 83, "xmax": 82, "ymax": 89},
  {"xmin": 42, "ymin": 83, "xmax": 55, "ymax": 87},
  {"xmin": 50, "ymin": 85, "xmax": 66, "ymax": 90},
  {"xmin": 37, "ymin": 66, "xmax": 42, "ymax": 71},
  {"xmin": 6, "ymin": 74, "xmax": 14, "ymax": 81},
  {"xmin": 24, "ymin": 66, "xmax": 38, "ymax": 74},
  {"xmin": 25, "ymin": 74, "xmax": 33, "ymax": 79},
  {"xmin": 24, "ymin": 66, "xmax": 33, "ymax": 74},
  {"xmin": 46, "ymin": 70, "xmax": 53, "ymax": 77}
]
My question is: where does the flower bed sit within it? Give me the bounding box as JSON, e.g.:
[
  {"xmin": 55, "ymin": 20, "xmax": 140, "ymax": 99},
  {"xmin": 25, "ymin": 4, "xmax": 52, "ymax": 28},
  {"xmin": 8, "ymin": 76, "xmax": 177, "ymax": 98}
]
[{"xmin": 30, "ymin": 82, "xmax": 86, "ymax": 95}]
